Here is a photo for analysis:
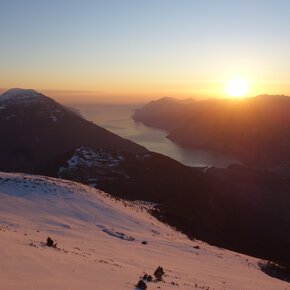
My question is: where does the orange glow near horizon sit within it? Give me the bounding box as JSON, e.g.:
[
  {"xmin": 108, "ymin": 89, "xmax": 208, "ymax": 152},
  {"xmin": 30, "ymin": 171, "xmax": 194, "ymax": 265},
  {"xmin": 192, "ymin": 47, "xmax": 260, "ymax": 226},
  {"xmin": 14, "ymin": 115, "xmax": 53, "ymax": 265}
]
[{"xmin": 1, "ymin": 77, "xmax": 290, "ymax": 104}]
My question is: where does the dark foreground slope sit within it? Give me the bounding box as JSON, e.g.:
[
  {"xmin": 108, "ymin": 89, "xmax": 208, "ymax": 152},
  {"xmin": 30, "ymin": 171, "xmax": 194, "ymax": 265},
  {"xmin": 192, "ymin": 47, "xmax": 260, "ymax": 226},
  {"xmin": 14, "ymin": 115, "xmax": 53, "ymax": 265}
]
[
  {"xmin": 133, "ymin": 95, "xmax": 290, "ymax": 174},
  {"xmin": 1, "ymin": 89, "xmax": 290, "ymax": 270},
  {"xmin": 57, "ymin": 147, "xmax": 290, "ymax": 270}
]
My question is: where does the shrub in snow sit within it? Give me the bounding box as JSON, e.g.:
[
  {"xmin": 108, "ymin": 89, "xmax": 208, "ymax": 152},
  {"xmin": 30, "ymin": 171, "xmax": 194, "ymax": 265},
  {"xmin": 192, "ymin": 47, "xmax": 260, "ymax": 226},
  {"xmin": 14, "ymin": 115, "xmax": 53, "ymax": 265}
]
[
  {"xmin": 143, "ymin": 274, "xmax": 153, "ymax": 282},
  {"xmin": 135, "ymin": 279, "xmax": 147, "ymax": 289},
  {"xmin": 154, "ymin": 266, "xmax": 165, "ymax": 281},
  {"xmin": 46, "ymin": 237, "xmax": 57, "ymax": 248}
]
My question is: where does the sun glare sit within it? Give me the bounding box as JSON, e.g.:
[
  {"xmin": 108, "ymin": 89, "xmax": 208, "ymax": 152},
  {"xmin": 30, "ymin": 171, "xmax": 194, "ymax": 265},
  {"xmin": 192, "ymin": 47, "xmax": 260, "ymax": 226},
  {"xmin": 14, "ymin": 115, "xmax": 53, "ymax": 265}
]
[{"xmin": 225, "ymin": 77, "xmax": 250, "ymax": 98}]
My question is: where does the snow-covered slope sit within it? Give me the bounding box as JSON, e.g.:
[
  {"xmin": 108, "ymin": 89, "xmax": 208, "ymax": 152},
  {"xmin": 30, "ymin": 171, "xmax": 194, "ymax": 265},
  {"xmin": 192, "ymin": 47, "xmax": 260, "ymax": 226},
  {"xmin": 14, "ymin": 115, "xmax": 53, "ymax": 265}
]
[{"xmin": 0, "ymin": 173, "xmax": 287, "ymax": 290}]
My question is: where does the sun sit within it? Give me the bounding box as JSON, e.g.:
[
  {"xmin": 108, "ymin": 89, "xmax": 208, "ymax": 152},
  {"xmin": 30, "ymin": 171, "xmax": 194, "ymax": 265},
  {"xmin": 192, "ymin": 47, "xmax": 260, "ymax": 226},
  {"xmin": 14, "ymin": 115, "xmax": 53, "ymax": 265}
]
[{"xmin": 225, "ymin": 77, "xmax": 250, "ymax": 98}]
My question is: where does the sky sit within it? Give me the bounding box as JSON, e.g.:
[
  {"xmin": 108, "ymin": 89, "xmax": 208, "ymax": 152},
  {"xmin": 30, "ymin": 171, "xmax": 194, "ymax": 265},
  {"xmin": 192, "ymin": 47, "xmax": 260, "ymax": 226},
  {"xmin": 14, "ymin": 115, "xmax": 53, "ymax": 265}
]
[{"xmin": 1, "ymin": 0, "xmax": 290, "ymax": 103}]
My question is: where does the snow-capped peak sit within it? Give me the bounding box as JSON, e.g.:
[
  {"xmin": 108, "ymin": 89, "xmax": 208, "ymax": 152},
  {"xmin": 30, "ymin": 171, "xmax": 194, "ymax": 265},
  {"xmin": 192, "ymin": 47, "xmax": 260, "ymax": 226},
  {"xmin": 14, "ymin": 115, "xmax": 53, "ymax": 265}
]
[
  {"xmin": 2, "ymin": 88, "xmax": 39, "ymax": 97},
  {"xmin": 0, "ymin": 88, "xmax": 46, "ymax": 105}
]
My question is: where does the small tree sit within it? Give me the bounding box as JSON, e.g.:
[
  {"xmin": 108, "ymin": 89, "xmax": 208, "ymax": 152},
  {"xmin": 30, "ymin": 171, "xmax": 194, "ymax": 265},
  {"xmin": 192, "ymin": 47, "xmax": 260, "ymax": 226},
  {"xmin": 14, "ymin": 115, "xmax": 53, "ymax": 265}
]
[
  {"xmin": 46, "ymin": 237, "xmax": 57, "ymax": 248},
  {"xmin": 154, "ymin": 266, "xmax": 165, "ymax": 281},
  {"xmin": 143, "ymin": 274, "xmax": 153, "ymax": 282},
  {"xmin": 135, "ymin": 280, "xmax": 147, "ymax": 289}
]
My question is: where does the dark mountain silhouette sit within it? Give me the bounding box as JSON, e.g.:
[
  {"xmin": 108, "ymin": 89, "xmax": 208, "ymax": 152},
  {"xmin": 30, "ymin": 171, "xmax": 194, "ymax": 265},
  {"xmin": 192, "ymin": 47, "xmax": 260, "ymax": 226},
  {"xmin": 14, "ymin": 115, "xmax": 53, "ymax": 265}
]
[
  {"xmin": 133, "ymin": 95, "xmax": 290, "ymax": 174},
  {"xmin": 133, "ymin": 97, "xmax": 195, "ymax": 130},
  {"xmin": 1, "ymin": 89, "xmax": 290, "ymax": 270},
  {"xmin": 0, "ymin": 88, "xmax": 146, "ymax": 173}
]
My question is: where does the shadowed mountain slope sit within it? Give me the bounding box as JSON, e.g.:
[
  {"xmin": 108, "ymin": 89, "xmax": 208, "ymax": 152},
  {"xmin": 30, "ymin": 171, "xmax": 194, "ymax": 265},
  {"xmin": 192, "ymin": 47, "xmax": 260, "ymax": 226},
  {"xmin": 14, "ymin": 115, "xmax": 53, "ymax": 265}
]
[
  {"xmin": 0, "ymin": 88, "xmax": 146, "ymax": 173},
  {"xmin": 133, "ymin": 95, "xmax": 290, "ymax": 173}
]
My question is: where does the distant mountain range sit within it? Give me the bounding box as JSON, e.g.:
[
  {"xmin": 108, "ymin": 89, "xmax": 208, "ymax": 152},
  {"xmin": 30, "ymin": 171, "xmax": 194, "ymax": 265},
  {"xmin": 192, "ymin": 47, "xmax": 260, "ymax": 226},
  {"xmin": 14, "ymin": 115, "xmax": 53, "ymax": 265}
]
[
  {"xmin": 133, "ymin": 95, "xmax": 290, "ymax": 174},
  {"xmin": 1, "ymin": 89, "xmax": 290, "ymax": 270}
]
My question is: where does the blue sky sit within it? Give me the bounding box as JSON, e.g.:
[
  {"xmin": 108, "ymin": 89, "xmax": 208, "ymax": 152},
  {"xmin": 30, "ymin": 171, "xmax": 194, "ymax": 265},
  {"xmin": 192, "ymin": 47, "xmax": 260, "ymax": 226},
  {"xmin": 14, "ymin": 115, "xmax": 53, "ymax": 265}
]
[{"xmin": 1, "ymin": 0, "xmax": 290, "ymax": 101}]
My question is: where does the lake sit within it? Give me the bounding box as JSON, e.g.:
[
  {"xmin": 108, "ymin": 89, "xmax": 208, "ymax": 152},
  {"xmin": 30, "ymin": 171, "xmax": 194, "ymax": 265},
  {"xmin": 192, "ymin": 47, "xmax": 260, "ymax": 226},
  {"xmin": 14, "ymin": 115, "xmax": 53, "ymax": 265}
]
[{"xmin": 75, "ymin": 104, "xmax": 240, "ymax": 168}]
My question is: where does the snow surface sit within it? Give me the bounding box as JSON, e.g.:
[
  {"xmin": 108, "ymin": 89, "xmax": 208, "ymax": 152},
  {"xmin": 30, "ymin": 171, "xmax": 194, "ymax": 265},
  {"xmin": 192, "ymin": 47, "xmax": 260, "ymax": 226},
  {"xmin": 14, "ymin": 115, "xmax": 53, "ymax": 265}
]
[
  {"xmin": 0, "ymin": 172, "xmax": 288, "ymax": 290},
  {"xmin": 61, "ymin": 147, "xmax": 123, "ymax": 170},
  {"xmin": 58, "ymin": 146, "xmax": 133, "ymax": 186}
]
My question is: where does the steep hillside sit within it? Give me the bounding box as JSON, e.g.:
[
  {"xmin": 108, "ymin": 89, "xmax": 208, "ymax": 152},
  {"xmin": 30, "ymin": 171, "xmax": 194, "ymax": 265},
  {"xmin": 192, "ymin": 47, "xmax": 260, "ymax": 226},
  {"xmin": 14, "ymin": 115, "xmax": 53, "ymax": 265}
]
[
  {"xmin": 0, "ymin": 88, "xmax": 146, "ymax": 173},
  {"xmin": 0, "ymin": 172, "xmax": 288, "ymax": 289},
  {"xmin": 55, "ymin": 146, "xmax": 290, "ymax": 269}
]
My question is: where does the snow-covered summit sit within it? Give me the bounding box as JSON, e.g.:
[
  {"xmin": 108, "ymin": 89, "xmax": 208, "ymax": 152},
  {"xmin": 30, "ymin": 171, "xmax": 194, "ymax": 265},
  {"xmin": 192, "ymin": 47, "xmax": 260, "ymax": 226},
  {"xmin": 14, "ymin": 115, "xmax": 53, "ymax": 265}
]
[
  {"xmin": 0, "ymin": 172, "xmax": 287, "ymax": 289},
  {"xmin": 2, "ymin": 88, "xmax": 40, "ymax": 97},
  {"xmin": 0, "ymin": 88, "xmax": 48, "ymax": 105}
]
